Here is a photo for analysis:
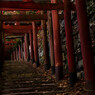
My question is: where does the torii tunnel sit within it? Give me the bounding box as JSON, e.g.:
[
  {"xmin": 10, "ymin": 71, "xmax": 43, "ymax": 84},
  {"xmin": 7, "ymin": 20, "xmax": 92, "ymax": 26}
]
[{"xmin": 0, "ymin": 0, "xmax": 95, "ymax": 95}]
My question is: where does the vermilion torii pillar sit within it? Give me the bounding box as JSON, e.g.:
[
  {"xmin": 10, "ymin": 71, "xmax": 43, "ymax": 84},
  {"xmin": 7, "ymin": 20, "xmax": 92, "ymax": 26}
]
[
  {"xmin": 19, "ymin": 45, "xmax": 21, "ymax": 61},
  {"xmin": 13, "ymin": 50, "xmax": 16, "ymax": 61},
  {"xmin": 3, "ymin": 33, "xmax": 5, "ymax": 61},
  {"xmin": 29, "ymin": 30, "xmax": 34, "ymax": 64},
  {"xmin": 21, "ymin": 38, "xmax": 24, "ymax": 60},
  {"xmin": 24, "ymin": 33, "xmax": 30, "ymax": 61},
  {"xmin": 51, "ymin": 0, "xmax": 63, "ymax": 80},
  {"xmin": 75, "ymin": 0, "xmax": 95, "ymax": 94},
  {"xmin": 11, "ymin": 53, "xmax": 13, "ymax": 61},
  {"xmin": 32, "ymin": 22, "xmax": 40, "ymax": 67},
  {"xmin": 63, "ymin": 0, "xmax": 77, "ymax": 85},
  {"xmin": 47, "ymin": 11, "xmax": 55, "ymax": 75},
  {"xmin": 16, "ymin": 48, "xmax": 18, "ymax": 61},
  {"xmin": 41, "ymin": 16, "xmax": 51, "ymax": 70},
  {"xmin": 0, "ymin": 22, "xmax": 3, "ymax": 70},
  {"xmin": 12, "ymin": 52, "xmax": 14, "ymax": 61},
  {"xmin": 24, "ymin": 34, "xmax": 27, "ymax": 61}
]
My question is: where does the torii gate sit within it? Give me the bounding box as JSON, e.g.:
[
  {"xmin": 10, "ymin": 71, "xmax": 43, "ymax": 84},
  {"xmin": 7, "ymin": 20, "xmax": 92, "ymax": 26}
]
[{"xmin": 0, "ymin": 0, "xmax": 95, "ymax": 94}]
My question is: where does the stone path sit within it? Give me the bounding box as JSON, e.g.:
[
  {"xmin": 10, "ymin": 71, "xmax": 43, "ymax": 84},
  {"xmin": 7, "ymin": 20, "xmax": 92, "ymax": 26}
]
[{"xmin": 0, "ymin": 61, "xmax": 64, "ymax": 95}]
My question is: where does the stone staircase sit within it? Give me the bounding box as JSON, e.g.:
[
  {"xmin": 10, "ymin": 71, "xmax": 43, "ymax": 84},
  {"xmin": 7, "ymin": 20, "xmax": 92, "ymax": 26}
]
[{"xmin": 0, "ymin": 61, "xmax": 64, "ymax": 95}]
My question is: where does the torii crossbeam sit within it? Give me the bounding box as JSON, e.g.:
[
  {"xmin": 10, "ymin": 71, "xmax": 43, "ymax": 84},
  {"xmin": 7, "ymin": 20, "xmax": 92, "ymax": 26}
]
[{"xmin": 0, "ymin": 1, "xmax": 75, "ymax": 11}]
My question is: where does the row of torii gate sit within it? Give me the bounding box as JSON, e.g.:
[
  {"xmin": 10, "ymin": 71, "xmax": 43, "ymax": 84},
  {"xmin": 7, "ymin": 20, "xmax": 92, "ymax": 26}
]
[{"xmin": 0, "ymin": 0, "xmax": 95, "ymax": 95}]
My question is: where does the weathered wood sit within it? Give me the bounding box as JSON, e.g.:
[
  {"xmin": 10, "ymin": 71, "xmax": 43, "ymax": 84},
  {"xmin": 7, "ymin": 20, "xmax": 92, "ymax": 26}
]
[
  {"xmin": 3, "ymin": 25, "xmax": 32, "ymax": 30},
  {"xmin": 5, "ymin": 41, "xmax": 17, "ymax": 44},
  {"xmin": 4, "ymin": 30, "xmax": 29, "ymax": 34},
  {"xmin": 13, "ymin": 51, "xmax": 16, "ymax": 61},
  {"xmin": 32, "ymin": 22, "xmax": 40, "ymax": 67},
  {"xmin": 75, "ymin": 0, "xmax": 95, "ymax": 94},
  {"xmin": 19, "ymin": 45, "xmax": 22, "ymax": 60},
  {"xmin": 0, "ymin": 1, "xmax": 75, "ymax": 11},
  {"xmin": 64, "ymin": 0, "xmax": 77, "ymax": 85},
  {"xmin": 0, "ymin": 22, "xmax": 3, "ymax": 70},
  {"xmin": 41, "ymin": 12, "xmax": 50, "ymax": 70},
  {"xmin": 51, "ymin": 0, "xmax": 63, "ymax": 81},
  {"xmin": 0, "ymin": 14, "xmax": 47, "ymax": 21},
  {"xmin": 47, "ymin": 11, "xmax": 55, "ymax": 75},
  {"xmin": 29, "ymin": 30, "xmax": 34, "ymax": 64},
  {"xmin": 6, "ymin": 34, "xmax": 24, "ymax": 37},
  {"xmin": 16, "ymin": 48, "xmax": 19, "ymax": 61},
  {"xmin": 3, "ymin": 25, "xmax": 42, "ymax": 30},
  {"xmin": 24, "ymin": 34, "xmax": 30, "ymax": 61},
  {"xmin": 5, "ymin": 36, "xmax": 24, "ymax": 39},
  {"xmin": 0, "ymin": 14, "xmax": 65, "ymax": 21}
]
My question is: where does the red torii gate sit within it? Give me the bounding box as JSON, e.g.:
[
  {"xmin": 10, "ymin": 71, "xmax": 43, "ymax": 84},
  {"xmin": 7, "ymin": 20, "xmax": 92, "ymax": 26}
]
[
  {"xmin": 3, "ymin": 24, "xmax": 42, "ymax": 30},
  {"xmin": 0, "ymin": 1, "xmax": 75, "ymax": 11},
  {"xmin": 0, "ymin": 0, "xmax": 94, "ymax": 94},
  {"xmin": 4, "ymin": 30, "xmax": 29, "ymax": 34},
  {"xmin": 0, "ymin": 14, "xmax": 66, "ymax": 21},
  {"xmin": 5, "ymin": 40, "xmax": 17, "ymax": 44}
]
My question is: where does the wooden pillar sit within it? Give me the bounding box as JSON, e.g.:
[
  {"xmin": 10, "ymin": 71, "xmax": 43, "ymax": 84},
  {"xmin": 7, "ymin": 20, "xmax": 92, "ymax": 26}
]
[
  {"xmin": 29, "ymin": 30, "xmax": 34, "ymax": 64},
  {"xmin": 47, "ymin": 11, "xmax": 55, "ymax": 74},
  {"xmin": 24, "ymin": 34, "xmax": 29, "ymax": 61},
  {"xmin": 41, "ymin": 13, "xmax": 51, "ymax": 70},
  {"xmin": 21, "ymin": 38, "xmax": 24, "ymax": 60},
  {"xmin": 11, "ymin": 53, "xmax": 13, "ymax": 60},
  {"xmin": 3, "ymin": 33, "xmax": 5, "ymax": 61},
  {"xmin": 13, "ymin": 50, "xmax": 16, "ymax": 61},
  {"xmin": 51, "ymin": 0, "xmax": 63, "ymax": 80},
  {"xmin": 0, "ymin": 11, "xmax": 4, "ymax": 70},
  {"xmin": 19, "ymin": 45, "xmax": 21, "ymax": 61},
  {"xmin": 11, "ymin": 53, "xmax": 12, "ymax": 61},
  {"xmin": 19, "ymin": 11, "xmax": 28, "ymax": 61},
  {"xmin": 12, "ymin": 52, "xmax": 14, "ymax": 61},
  {"xmin": 75, "ymin": 0, "xmax": 95, "ymax": 94},
  {"xmin": 32, "ymin": 22, "xmax": 40, "ymax": 67},
  {"xmin": 16, "ymin": 48, "xmax": 18, "ymax": 61},
  {"xmin": 11, "ymin": 53, "xmax": 12, "ymax": 60},
  {"xmin": 64, "ymin": 0, "xmax": 77, "ymax": 85},
  {"xmin": 24, "ymin": 36, "xmax": 26, "ymax": 61},
  {"xmin": 20, "ymin": 39, "xmax": 23, "ymax": 60},
  {"xmin": 0, "ymin": 22, "xmax": 3, "ymax": 70}
]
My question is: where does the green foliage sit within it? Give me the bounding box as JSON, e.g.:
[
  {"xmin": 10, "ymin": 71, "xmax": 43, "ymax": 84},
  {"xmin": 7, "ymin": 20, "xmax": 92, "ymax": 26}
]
[
  {"xmin": 3, "ymin": 11, "xmax": 20, "ymax": 15},
  {"xmin": 14, "ymin": 40, "xmax": 20, "ymax": 48},
  {"xmin": 26, "ymin": 11, "xmax": 36, "ymax": 15},
  {"xmin": 87, "ymin": 0, "xmax": 95, "ymax": 22},
  {"xmin": 6, "ymin": 38, "xmax": 21, "ymax": 54},
  {"xmin": 37, "ymin": 30, "xmax": 44, "ymax": 64},
  {"xmin": 3, "ymin": 11, "xmax": 37, "ymax": 15},
  {"xmin": 6, "ymin": 39, "xmax": 11, "ymax": 41}
]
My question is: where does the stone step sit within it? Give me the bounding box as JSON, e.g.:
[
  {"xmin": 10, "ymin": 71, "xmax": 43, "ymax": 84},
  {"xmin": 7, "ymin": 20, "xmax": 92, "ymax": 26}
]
[
  {"xmin": 3, "ymin": 79, "xmax": 54, "ymax": 84},
  {"xmin": 2, "ymin": 77, "xmax": 48, "ymax": 81},
  {"xmin": 3, "ymin": 81, "xmax": 55, "ymax": 86},
  {"xmin": 2, "ymin": 83, "xmax": 56, "ymax": 89},
  {"xmin": 2, "ymin": 91, "xmax": 65, "ymax": 95},
  {"xmin": 2, "ymin": 87, "xmax": 63, "ymax": 94},
  {"xmin": 0, "ymin": 61, "xmax": 64, "ymax": 95}
]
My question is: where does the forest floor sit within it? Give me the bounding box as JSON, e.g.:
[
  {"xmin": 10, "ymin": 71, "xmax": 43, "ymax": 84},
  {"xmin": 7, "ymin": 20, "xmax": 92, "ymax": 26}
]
[{"xmin": 34, "ymin": 63, "xmax": 87, "ymax": 95}]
